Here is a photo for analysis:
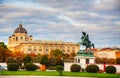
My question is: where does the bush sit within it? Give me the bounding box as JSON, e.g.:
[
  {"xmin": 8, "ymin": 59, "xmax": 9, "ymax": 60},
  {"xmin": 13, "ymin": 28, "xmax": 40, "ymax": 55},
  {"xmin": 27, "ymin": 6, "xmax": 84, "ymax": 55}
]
[
  {"xmin": 49, "ymin": 66, "xmax": 56, "ymax": 70},
  {"xmin": 70, "ymin": 64, "xmax": 81, "ymax": 72},
  {"xmin": 86, "ymin": 64, "xmax": 99, "ymax": 73},
  {"xmin": 25, "ymin": 63, "xmax": 37, "ymax": 71},
  {"xmin": 56, "ymin": 65, "xmax": 64, "ymax": 76},
  {"xmin": 105, "ymin": 66, "xmax": 116, "ymax": 73},
  {"xmin": 7, "ymin": 63, "xmax": 19, "ymax": 71},
  {"xmin": 56, "ymin": 65, "xmax": 64, "ymax": 71}
]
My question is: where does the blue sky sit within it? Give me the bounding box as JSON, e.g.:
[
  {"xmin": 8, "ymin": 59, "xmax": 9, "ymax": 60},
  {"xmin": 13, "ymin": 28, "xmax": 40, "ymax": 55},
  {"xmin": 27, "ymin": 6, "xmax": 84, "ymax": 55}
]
[{"xmin": 0, "ymin": 0, "xmax": 120, "ymax": 48}]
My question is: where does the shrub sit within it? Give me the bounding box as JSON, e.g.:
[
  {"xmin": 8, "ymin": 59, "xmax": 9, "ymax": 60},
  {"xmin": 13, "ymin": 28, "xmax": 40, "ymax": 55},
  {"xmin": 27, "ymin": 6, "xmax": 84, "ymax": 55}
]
[
  {"xmin": 49, "ymin": 66, "xmax": 56, "ymax": 70},
  {"xmin": 105, "ymin": 66, "xmax": 116, "ymax": 73},
  {"xmin": 70, "ymin": 64, "xmax": 81, "ymax": 72},
  {"xmin": 7, "ymin": 63, "xmax": 19, "ymax": 71},
  {"xmin": 86, "ymin": 64, "xmax": 99, "ymax": 73},
  {"xmin": 56, "ymin": 65, "xmax": 64, "ymax": 76},
  {"xmin": 56, "ymin": 65, "xmax": 64, "ymax": 71},
  {"xmin": 23, "ymin": 55, "xmax": 32, "ymax": 65},
  {"xmin": 25, "ymin": 63, "xmax": 37, "ymax": 71}
]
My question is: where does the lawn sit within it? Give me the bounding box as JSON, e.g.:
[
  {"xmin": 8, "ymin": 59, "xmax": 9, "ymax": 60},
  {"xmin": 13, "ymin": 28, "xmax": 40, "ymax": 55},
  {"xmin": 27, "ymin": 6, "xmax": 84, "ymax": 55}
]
[{"xmin": 1, "ymin": 71, "xmax": 120, "ymax": 78}]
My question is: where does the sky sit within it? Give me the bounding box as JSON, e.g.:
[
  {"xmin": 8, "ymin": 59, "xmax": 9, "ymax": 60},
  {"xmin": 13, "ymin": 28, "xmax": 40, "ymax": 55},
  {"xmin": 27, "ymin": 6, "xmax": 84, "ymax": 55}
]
[{"xmin": 0, "ymin": 0, "xmax": 120, "ymax": 48}]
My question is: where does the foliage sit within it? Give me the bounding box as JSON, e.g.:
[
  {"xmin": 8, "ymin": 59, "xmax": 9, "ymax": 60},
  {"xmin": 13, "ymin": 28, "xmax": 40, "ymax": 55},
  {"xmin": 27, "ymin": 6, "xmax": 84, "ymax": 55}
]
[
  {"xmin": 6, "ymin": 57, "xmax": 23, "ymax": 67},
  {"xmin": 86, "ymin": 64, "xmax": 99, "ymax": 73},
  {"xmin": 116, "ymin": 58, "xmax": 120, "ymax": 64},
  {"xmin": 0, "ymin": 42, "xmax": 7, "ymax": 49},
  {"xmin": 49, "ymin": 66, "xmax": 56, "ymax": 70},
  {"xmin": 7, "ymin": 63, "xmax": 19, "ymax": 71},
  {"xmin": 95, "ymin": 57, "xmax": 116, "ymax": 64},
  {"xmin": 50, "ymin": 49, "xmax": 63, "ymax": 58},
  {"xmin": 40, "ymin": 55, "xmax": 49, "ymax": 66},
  {"xmin": 70, "ymin": 64, "xmax": 81, "ymax": 72},
  {"xmin": 12, "ymin": 51, "xmax": 25, "ymax": 59},
  {"xmin": 25, "ymin": 63, "xmax": 37, "ymax": 71},
  {"xmin": 55, "ymin": 57, "xmax": 64, "ymax": 66},
  {"xmin": 31, "ymin": 54, "xmax": 41, "ymax": 63},
  {"xmin": 69, "ymin": 52, "xmax": 76, "ymax": 60},
  {"xmin": 23, "ymin": 55, "xmax": 32, "ymax": 65},
  {"xmin": 56, "ymin": 65, "xmax": 64, "ymax": 76},
  {"xmin": 56, "ymin": 65, "xmax": 64, "ymax": 71},
  {"xmin": 6, "ymin": 57, "xmax": 15, "ymax": 63},
  {"xmin": 0, "ymin": 46, "xmax": 12, "ymax": 62},
  {"xmin": 105, "ymin": 66, "xmax": 116, "ymax": 74},
  {"xmin": 48, "ymin": 57, "xmax": 56, "ymax": 66}
]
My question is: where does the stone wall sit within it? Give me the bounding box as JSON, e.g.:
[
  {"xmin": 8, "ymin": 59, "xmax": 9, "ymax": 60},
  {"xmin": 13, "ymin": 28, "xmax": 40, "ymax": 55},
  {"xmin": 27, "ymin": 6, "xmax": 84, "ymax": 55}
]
[{"xmin": 64, "ymin": 62, "xmax": 120, "ymax": 72}]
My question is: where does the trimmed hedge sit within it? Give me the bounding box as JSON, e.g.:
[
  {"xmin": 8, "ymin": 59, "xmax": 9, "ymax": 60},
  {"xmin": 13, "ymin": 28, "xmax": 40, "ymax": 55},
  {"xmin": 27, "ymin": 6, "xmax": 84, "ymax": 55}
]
[
  {"xmin": 86, "ymin": 64, "xmax": 99, "ymax": 73},
  {"xmin": 105, "ymin": 66, "xmax": 116, "ymax": 73},
  {"xmin": 7, "ymin": 63, "xmax": 19, "ymax": 71},
  {"xmin": 70, "ymin": 64, "xmax": 81, "ymax": 72},
  {"xmin": 56, "ymin": 65, "xmax": 64, "ymax": 71},
  {"xmin": 25, "ymin": 63, "xmax": 37, "ymax": 71}
]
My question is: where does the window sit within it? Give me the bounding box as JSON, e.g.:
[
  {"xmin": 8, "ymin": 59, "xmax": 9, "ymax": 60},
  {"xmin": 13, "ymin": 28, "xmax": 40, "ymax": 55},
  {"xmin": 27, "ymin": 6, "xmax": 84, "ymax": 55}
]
[
  {"xmin": 67, "ymin": 50, "xmax": 70, "ymax": 52},
  {"xmin": 73, "ymin": 47, "xmax": 75, "ymax": 49},
  {"xmin": 39, "ymin": 49, "xmax": 42, "ymax": 51},
  {"xmin": 21, "ymin": 37, "xmax": 23, "ymax": 40},
  {"xmin": 86, "ymin": 58, "xmax": 89, "ymax": 64},
  {"xmin": 78, "ymin": 59, "xmax": 80, "ymax": 63},
  {"xmin": 16, "ymin": 37, "xmax": 18, "ymax": 41}
]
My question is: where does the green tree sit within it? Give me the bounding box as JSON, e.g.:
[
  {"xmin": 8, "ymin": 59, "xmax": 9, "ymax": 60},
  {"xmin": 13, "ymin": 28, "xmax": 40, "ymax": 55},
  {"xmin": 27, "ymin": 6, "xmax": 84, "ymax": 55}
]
[
  {"xmin": 0, "ymin": 42, "xmax": 7, "ymax": 49},
  {"xmin": 23, "ymin": 55, "xmax": 32, "ymax": 65},
  {"xmin": 40, "ymin": 55, "xmax": 49, "ymax": 66},
  {"xmin": 48, "ymin": 57, "xmax": 56, "ymax": 66}
]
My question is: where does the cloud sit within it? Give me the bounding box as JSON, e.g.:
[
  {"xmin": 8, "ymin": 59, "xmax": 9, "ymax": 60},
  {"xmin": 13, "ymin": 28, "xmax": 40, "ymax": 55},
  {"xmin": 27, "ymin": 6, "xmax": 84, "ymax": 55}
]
[{"xmin": 0, "ymin": 0, "xmax": 120, "ymax": 48}]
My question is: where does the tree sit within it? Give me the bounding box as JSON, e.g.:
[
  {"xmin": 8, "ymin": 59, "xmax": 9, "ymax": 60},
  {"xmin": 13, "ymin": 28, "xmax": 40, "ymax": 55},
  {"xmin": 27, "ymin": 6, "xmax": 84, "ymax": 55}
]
[
  {"xmin": 40, "ymin": 55, "xmax": 49, "ymax": 66},
  {"xmin": 0, "ymin": 42, "xmax": 7, "ymax": 49},
  {"xmin": 23, "ymin": 55, "xmax": 32, "ymax": 65},
  {"xmin": 48, "ymin": 57, "xmax": 56, "ymax": 66},
  {"xmin": 0, "ymin": 46, "xmax": 12, "ymax": 62},
  {"xmin": 116, "ymin": 58, "xmax": 120, "ymax": 64},
  {"xmin": 69, "ymin": 52, "xmax": 76, "ymax": 60},
  {"xmin": 12, "ymin": 51, "xmax": 25, "ymax": 59},
  {"xmin": 50, "ymin": 49, "xmax": 64, "ymax": 58},
  {"xmin": 7, "ymin": 57, "xmax": 23, "ymax": 67}
]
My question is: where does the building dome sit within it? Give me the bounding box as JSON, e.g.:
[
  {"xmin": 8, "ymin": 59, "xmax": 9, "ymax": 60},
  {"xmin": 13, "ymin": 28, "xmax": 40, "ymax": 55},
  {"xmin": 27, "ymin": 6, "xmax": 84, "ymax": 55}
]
[{"xmin": 14, "ymin": 23, "xmax": 27, "ymax": 34}]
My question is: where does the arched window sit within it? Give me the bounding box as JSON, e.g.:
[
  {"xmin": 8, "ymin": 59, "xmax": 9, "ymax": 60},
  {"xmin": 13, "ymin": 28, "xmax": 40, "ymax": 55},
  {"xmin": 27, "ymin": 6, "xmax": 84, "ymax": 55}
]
[
  {"xmin": 21, "ymin": 37, "xmax": 23, "ymax": 40},
  {"xmin": 16, "ymin": 37, "xmax": 18, "ymax": 41}
]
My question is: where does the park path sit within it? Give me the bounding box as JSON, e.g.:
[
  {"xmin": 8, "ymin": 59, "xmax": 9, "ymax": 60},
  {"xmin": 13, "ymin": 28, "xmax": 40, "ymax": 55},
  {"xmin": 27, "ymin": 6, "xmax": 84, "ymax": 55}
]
[{"xmin": 1, "ymin": 76, "xmax": 96, "ymax": 78}]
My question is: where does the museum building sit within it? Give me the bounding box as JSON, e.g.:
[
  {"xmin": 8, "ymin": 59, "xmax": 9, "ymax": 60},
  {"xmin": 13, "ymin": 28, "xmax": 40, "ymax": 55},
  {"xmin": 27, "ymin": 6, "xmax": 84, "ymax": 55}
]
[{"xmin": 7, "ymin": 23, "xmax": 79, "ymax": 54}]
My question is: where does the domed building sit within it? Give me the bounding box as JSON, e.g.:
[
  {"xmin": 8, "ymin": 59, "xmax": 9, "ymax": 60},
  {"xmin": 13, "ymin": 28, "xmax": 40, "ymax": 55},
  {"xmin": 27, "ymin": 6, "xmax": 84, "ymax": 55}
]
[{"xmin": 7, "ymin": 23, "xmax": 79, "ymax": 54}]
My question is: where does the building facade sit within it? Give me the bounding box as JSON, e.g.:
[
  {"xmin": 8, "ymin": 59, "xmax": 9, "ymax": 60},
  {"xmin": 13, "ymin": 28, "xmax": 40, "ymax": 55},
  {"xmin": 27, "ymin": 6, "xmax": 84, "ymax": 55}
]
[
  {"xmin": 95, "ymin": 48, "xmax": 120, "ymax": 59},
  {"xmin": 7, "ymin": 23, "xmax": 80, "ymax": 54}
]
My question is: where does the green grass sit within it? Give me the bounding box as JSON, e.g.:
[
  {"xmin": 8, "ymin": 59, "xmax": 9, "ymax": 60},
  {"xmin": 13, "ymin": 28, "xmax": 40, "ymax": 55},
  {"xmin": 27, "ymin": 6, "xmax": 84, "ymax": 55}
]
[{"xmin": 1, "ymin": 71, "xmax": 120, "ymax": 78}]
